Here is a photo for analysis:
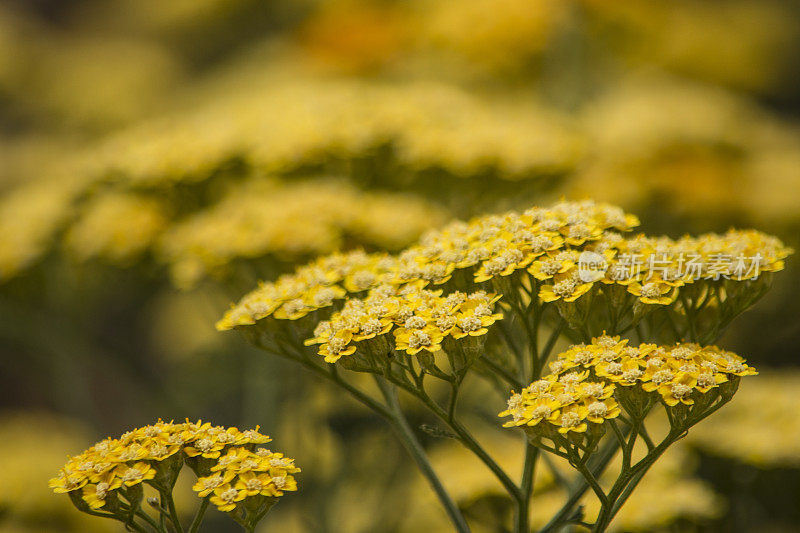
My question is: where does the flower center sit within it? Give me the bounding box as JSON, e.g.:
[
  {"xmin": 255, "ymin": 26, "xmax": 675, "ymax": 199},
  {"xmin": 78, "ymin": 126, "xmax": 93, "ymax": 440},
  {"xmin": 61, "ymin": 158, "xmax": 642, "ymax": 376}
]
[
  {"xmin": 671, "ymin": 383, "xmax": 692, "ymax": 399},
  {"xmin": 270, "ymin": 457, "xmax": 290, "ymax": 468},
  {"xmin": 220, "ymin": 488, "xmax": 239, "ymax": 503},
  {"xmin": 532, "ymin": 405, "xmax": 551, "ymax": 419},
  {"xmin": 404, "ymin": 316, "xmax": 426, "ymax": 329},
  {"xmin": 587, "ymin": 402, "xmax": 608, "ymax": 418},
  {"xmin": 561, "ymin": 412, "xmax": 581, "ymax": 428},
  {"xmin": 458, "ymin": 316, "xmax": 482, "ymax": 332},
  {"xmin": 245, "ymin": 479, "xmax": 262, "ymax": 491},
  {"xmin": 408, "ymin": 330, "xmax": 432, "ymax": 349},
  {"xmin": 652, "ymin": 369, "xmax": 674, "ymax": 385},
  {"xmin": 122, "ymin": 468, "xmax": 143, "ymax": 483},
  {"xmin": 640, "ymin": 283, "xmax": 662, "ymax": 299}
]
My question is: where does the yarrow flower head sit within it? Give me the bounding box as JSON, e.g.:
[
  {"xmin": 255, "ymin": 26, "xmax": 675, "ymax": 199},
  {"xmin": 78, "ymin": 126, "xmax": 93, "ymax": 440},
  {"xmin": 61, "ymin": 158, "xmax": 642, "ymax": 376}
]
[
  {"xmin": 501, "ymin": 339, "xmax": 756, "ymax": 450},
  {"xmin": 305, "ymin": 284, "xmax": 502, "ymax": 371},
  {"xmin": 50, "ymin": 420, "xmax": 298, "ymax": 530},
  {"xmin": 219, "ymin": 200, "xmax": 791, "ymax": 357}
]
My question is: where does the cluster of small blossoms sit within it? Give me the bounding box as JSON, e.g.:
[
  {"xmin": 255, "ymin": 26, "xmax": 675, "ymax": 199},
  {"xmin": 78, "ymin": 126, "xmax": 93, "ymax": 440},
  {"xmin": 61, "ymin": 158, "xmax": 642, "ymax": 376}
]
[
  {"xmin": 593, "ymin": 229, "xmax": 792, "ymax": 306},
  {"xmin": 218, "ymin": 200, "xmax": 640, "ymax": 331},
  {"xmin": 501, "ymin": 335, "xmax": 757, "ymax": 437},
  {"xmin": 160, "ymin": 178, "xmax": 448, "ymax": 288},
  {"xmin": 403, "ymin": 200, "xmax": 639, "ymax": 291},
  {"xmin": 49, "ymin": 420, "xmax": 297, "ymax": 516},
  {"xmin": 306, "ymin": 284, "xmax": 502, "ymax": 365},
  {"xmin": 499, "ymin": 373, "xmax": 621, "ymax": 436},
  {"xmin": 219, "ymin": 200, "xmax": 791, "ymax": 347},
  {"xmin": 193, "ymin": 447, "xmax": 300, "ymax": 512},
  {"xmin": 216, "ymin": 250, "xmax": 396, "ymax": 330}
]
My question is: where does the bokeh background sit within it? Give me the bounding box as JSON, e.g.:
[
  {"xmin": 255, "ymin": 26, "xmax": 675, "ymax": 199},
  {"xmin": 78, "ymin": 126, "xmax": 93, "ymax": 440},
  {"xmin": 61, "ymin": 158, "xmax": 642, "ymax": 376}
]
[{"xmin": 1, "ymin": 0, "xmax": 799, "ymax": 531}]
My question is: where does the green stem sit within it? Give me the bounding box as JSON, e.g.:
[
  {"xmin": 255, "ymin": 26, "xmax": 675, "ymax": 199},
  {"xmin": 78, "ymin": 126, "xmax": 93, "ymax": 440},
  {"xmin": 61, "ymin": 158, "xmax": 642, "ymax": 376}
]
[
  {"xmin": 80, "ymin": 508, "xmax": 148, "ymax": 532},
  {"xmin": 478, "ymin": 356, "xmax": 523, "ymax": 389},
  {"xmin": 135, "ymin": 509, "xmax": 167, "ymax": 532},
  {"xmin": 540, "ymin": 429, "xmax": 625, "ymax": 532},
  {"xmin": 263, "ymin": 339, "xmax": 469, "ymax": 532},
  {"xmin": 537, "ymin": 319, "xmax": 564, "ymax": 377},
  {"xmin": 399, "ymin": 375, "xmax": 522, "ymax": 501},
  {"xmin": 448, "ymin": 380, "xmax": 460, "ymax": 421},
  {"xmin": 575, "ymin": 462, "xmax": 608, "ymax": 508},
  {"xmin": 515, "ymin": 444, "xmax": 538, "ymax": 533},
  {"xmin": 161, "ymin": 490, "xmax": 184, "ymax": 533},
  {"xmin": 679, "ymin": 294, "xmax": 697, "ymax": 342},
  {"xmin": 188, "ymin": 497, "xmax": 210, "ymax": 533},
  {"xmin": 374, "ymin": 377, "xmax": 471, "ymax": 533},
  {"xmin": 638, "ymin": 424, "xmax": 655, "ymax": 452},
  {"xmin": 593, "ymin": 431, "xmax": 682, "ymax": 532}
]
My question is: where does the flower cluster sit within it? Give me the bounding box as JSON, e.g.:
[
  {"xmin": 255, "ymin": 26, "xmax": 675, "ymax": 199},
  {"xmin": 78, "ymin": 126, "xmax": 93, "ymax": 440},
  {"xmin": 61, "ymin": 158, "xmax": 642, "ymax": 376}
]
[
  {"xmin": 216, "ymin": 250, "xmax": 394, "ymax": 331},
  {"xmin": 595, "ymin": 229, "xmax": 791, "ymax": 304},
  {"xmin": 400, "ymin": 199, "xmax": 639, "ymax": 289},
  {"xmin": 83, "ymin": 75, "xmax": 576, "ymax": 188},
  {"xmin": 501, "ymin": 335, "xmax": 756, "ymax": 439},
  {"xmin": 65, "ymin": 191, "xmax": 167, "ymax": 264},
  {"xmin": 159, "ymin": 178, "xmax": 447, "ymax": 288},
  {"xmin": 49, "ymin": 420, "xmax": 298, "ymax": 521},
  {"xmin": 193, "ymin": 447, "xmax": 300, "ymax": 512},
  {"xmin": 500, "ymin": 374, "xmax": 621, "ymax": 436},
  {"xmin": 306, "ymin": 285, "xmax": 501, "ymax": 369},
  {"xmin": 220, "ymin": 199, "xmax": 790, "ymax": 367},
  {"xmin": 217, "ymin": 200, "xmax": 641, "ymax": 330}
]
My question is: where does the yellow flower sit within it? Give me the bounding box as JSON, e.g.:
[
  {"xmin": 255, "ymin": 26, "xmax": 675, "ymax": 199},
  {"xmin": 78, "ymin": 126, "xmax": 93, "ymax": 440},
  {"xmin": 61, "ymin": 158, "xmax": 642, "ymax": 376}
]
[
  {"xmin": 183, "ymin": 437, "xmax": 226, "ymax": 459},
  {"xmin": 235, "ymin": 426, "xmax": 272, "ymax": 445},
  {"xmin": 394, "ymin": 325, "xmax": 444, "ymax": 355},
  {"xmin": 557, "ymin": 407, "xmax": 588, "ymax": 434},
  {"xmin": 562, "ymin": 221, "xmax": 603, "ymax": 246},
  {"xmin": 579, "ymin": 381, "xmax": 615, "ymax": 400},
  {"xmin": 318, "ymin": 329, "xmax": 357, "ymax": 363},
  {"xmin": 48, "ymin": 470, "xmax": 88, "ymax": 493},
  {"xmin": 81, "ymin": 474, "xmax": 121, "ymax": 510},
  {"xmin": 449, "ymin": 311, "xmax": 498, "ymax": 339},
  {"xmin": 714, "ymin": 350, "xmax": 758, "ymax": 377},
  {"xmin": 210, "ymin": 484, "xmax": 245, "ymax": 512},
  {"xmin": 529, "ymin": 255, "xmax": 573, "ymax": 281},
  {"xmin": 659, "ymin": 374, "xmax": 697, "ymax": 407},
  {"xmin": 596, "ymin": 358, "xmax": 643, "ymax": 384},
  {"xmin": 503, "ymin": 340, "xmax": 757, "ymax": 439},
  {"xmin": 193, "ymin": 472, "xmax": 235, "ymax": 497},
  {"xmin": 627, "ymin": 280, "xmax": 676, "ymax": 305},
  {"xmin": 264, "ymin": 474, "xmax": 298, "ymax": 496},
  {"xmin": 265, "ymin": 452, "xmax": 301, "ymax": 475},
  {"xmin": 210, "ymin": 447, "xmax": 251, "ymax": 473},
  {"xmin": 584, "ymin": 398, "xmax": 621, "ymax": 424},
  {"xmin": 352, "ymin": 315, "xmax": 393, "ymax": 342},
  {"xmin": 114, "ymin": 462, "xmax": 156, "ymax": 487},
  {"xmin": 538, "ymin": 271, "xmax": 593, "ymax": 302},
  {"xmin": 474, "ymin": 246, "xmax": 530, "ymax": 282}
]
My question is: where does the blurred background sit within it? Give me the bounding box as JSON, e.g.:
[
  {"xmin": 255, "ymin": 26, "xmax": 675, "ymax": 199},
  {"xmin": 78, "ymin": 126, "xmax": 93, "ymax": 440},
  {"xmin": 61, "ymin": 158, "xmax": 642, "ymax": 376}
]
[{"xmin": 0, "ymin": 0, "xmax": 799, "ymax": 531}]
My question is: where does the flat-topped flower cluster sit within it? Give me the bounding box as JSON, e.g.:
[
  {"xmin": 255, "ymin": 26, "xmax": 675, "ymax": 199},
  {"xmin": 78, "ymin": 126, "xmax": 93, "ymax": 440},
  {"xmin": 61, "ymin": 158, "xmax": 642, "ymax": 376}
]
[
  {"xmin": 218, "ymin": 200, "xmax": 790, "ymax": 364},
  {"xmin": 306, "ymin": 285, "xmax": 502, "ymax": 366},
  {"xmin": 500, "ymin": 335, "xmax": 757, "ymax": 439},
  {"xmin": 216, "ymin": 200, "xmax": 641, "ymax": 331},
  {"xmin": 589, "ymin": 230, "xmax": 790, "ymax": 304},
  {"xmin": 49, "ymin": 420, "xmax": 299, "ymax": 526},
  {"xmin": 193, "ymin": 447, "xmax": 299, "ymax": 512}
]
